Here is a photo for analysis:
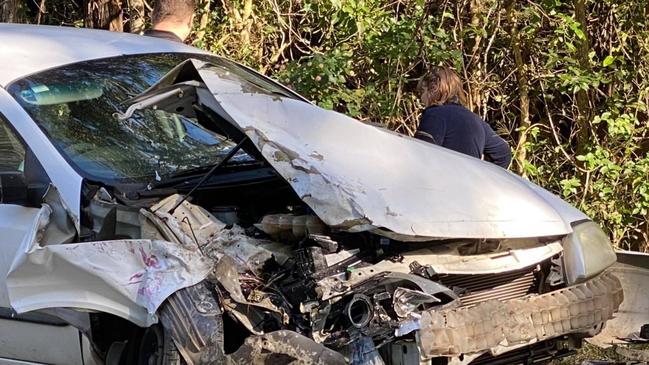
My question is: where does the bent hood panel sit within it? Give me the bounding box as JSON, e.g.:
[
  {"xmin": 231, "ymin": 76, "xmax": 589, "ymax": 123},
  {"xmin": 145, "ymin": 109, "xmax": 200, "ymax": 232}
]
[
  {"xmin": 150, "ymin": 59, "xmax": 588, "ymax": 239},
  {"xmin": 207, "ymin": 93, "xmax": 585, "ymax": 238}
]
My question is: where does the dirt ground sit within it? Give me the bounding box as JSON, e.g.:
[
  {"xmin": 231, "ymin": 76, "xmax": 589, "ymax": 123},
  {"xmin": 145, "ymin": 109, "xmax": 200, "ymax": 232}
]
[{"xmin": 551, "ymin": 342, "xmax": 648, "ymax": 364}]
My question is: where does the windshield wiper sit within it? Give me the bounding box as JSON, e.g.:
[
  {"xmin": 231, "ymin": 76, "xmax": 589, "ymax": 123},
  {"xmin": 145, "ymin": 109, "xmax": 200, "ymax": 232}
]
[
  {"xmin": 160, "ymin": 165, "xmax": 215, "ymax": 181},
  {"xmin": 166, "ymin": 136, "xmax": 249, "ymax": 214},
  {"xmin": 147, "ymin": 153, "xmax": 258, "ymax": 190}
]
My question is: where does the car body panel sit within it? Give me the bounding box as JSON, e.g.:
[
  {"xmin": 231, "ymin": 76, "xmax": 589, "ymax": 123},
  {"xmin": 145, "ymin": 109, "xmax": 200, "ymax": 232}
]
[
  {"xmin": 0, "ymin": 205, "xmax": 41, "ymax": 308},
  {"xmin": 0, "ymin": 359, "xmax": 47, "ymax": 364},
  {"xmin": 138, "ymin": 59, "xmax": 588, "ymax": 239},
  {"xmin": 6, "ymin": 202, "xmax": 212, "ymax": 327},
  {"xmin": 588, "ymin": 250, "xmax": 649, "ymax": 347},
  {"xmin": 0, "ymin": 204, "xmax": 83, "ymax": 365},
  {"xmin": 210, "ymin": 91, "xmax": 582, "ymax": 239},
  {"xmin": 0, "ymin": 319, "xmax": 83, "ymax": 365},
  {"xmin": 0, "ymin": 24, "xmax": 207, "ymax": 87}
]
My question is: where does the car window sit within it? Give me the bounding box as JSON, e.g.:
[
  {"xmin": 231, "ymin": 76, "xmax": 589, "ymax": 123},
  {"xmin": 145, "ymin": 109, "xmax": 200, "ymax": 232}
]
[
  {"xmin": 7, "ymin": 53, "xmax": 263, "ymax": 184},
  {"xmin": 0, "ymin": 117, "xmax": 25, "ymax": 173}
]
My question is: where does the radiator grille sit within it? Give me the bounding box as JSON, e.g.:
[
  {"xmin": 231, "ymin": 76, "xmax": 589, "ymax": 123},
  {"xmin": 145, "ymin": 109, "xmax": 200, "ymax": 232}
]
[{"xmin": 437, "ymin": 265, "xmax": 541, "ymax": 307}]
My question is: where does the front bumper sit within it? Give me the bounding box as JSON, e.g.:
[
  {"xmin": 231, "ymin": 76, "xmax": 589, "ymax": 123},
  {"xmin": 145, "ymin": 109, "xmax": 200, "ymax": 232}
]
[{"xmin": 418, "ymin": 270, "xmax": 624, "ymax": 358}]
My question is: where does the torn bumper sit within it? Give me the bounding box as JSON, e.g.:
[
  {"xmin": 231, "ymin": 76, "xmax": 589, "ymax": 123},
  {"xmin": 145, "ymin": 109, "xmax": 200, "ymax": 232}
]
[{"xmin": 418, "ymin": 271, "xmax": 624, "ymax": 358}]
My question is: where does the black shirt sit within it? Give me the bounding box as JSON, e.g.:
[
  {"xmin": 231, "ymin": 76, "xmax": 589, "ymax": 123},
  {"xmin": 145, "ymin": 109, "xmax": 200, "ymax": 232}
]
[
  {"xmin": 143, "ymin": 29, "xmax": 183, "ymax": 43},
  {"xmin": 415, "ymin": 103, "xmax": 512, "ymax": 168}
]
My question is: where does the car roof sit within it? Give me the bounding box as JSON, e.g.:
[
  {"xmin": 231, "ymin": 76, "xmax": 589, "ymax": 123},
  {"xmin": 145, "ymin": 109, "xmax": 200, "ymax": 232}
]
[{"xmin": 0, "ymin": 23, "xmax": 209, "ymax": 87}]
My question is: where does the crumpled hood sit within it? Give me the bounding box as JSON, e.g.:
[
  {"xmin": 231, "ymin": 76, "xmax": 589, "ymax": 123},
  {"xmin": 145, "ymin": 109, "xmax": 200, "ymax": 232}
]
[{"xmin": 140, "ymin": 59, "xmax": 588, "ymax": 239}]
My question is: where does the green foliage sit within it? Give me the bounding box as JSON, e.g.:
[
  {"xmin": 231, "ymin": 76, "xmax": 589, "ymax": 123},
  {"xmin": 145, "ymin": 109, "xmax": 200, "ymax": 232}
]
[
  {"xmin": 200, "ymin": 0, "xmax": 462, "ymax": 132},
  {"xmin": 197, "ymin": 0, "xmax": 648, "ymax": 249}
]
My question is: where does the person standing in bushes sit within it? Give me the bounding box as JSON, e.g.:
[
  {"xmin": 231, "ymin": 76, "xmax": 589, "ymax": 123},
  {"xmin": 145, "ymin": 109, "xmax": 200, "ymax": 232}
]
[{"xmin": 415, "ymin": 66, "xmax": 512, "ymax": 169}]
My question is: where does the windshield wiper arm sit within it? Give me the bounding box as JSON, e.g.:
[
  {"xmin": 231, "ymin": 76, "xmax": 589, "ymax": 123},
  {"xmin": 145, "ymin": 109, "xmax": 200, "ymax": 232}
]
[
  {"xmin": 167, "ymin": 136, "xmax": 249, "ymax": 214},
  {"xmin": 162, "ymin": 165, "xmax": 213, "ymax": 181},
  {"xmin": 150, "ymin": 158, "xmax": 261, "ymax": 189}
]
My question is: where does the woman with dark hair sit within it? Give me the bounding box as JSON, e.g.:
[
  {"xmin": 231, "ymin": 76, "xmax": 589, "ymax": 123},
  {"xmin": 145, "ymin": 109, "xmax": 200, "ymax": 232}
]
[{"xmin": 415, "ymin": 66, "xmax": 512, "ymax": 169}]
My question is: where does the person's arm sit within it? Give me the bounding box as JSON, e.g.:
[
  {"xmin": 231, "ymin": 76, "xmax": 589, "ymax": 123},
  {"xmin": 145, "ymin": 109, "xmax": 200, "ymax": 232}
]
[
  {"xmin": 415, "ymin": 108, "xmax": 447, "ymax": 145},
  {"xmin": 482, "ymin": 121, "xmax": 512, "ymax": 169}
]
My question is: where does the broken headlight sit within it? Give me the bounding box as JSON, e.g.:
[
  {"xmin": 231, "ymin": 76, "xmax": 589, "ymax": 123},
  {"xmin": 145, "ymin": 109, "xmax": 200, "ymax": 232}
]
[{"xmin": 562, "ymin": 221, "xmax": 617, "ymax": 284}]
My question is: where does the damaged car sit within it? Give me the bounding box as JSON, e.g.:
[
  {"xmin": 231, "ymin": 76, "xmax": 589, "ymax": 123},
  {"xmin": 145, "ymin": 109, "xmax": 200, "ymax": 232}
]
[{"xmin": 0, "ymin": 24, "xmax": 624, "ymax": 365}]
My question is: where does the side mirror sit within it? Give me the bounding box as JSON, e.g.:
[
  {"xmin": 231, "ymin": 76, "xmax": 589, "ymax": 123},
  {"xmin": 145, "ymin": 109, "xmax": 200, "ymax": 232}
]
[
  {"xmin": 0, "ymin": 172, "xmax": 29, "ymax": 205},
  {"xmin": 0, "ymin": 150, "xmax": 50, "ymax": 207}
]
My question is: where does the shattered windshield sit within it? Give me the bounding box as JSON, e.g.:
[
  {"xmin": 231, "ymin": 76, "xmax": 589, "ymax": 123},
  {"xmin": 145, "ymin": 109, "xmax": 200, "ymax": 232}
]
[{"xmin": 8, "ymin": 53, "xmax": 288, "ymax": 183}]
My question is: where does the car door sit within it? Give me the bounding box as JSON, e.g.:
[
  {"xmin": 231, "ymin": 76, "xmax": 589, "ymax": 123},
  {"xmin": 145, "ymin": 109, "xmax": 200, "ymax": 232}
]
[{"xmin": 0, "ymin": 115, "xmax": 84, "ymax": 365}]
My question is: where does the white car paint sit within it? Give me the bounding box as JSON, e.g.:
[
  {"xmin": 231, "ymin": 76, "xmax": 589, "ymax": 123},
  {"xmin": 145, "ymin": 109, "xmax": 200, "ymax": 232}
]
[
  {"xmin": 6, "ymin": 204, "xmax": 213, "ymax": 327},
  {"xmin": 139, "ymin": 59, "xmax": 588, "ymax": 239},
  {"xmin": 0, "ymin": 319, "xmax": 83, "ymax": 365},
  {"xmin": 0, "ymin": 24, "xmax": 208, "ymax": 87},
  {"xmin": 589, "ymin": 251, "xmax": 649, "ymax": 347},
  {"xmin": 211, "ymin": 91, "xmax": 584, "ymax": 238},
  {"xmin": 0, "ymin": 205, "xmax": 41, "ymax": 308}
]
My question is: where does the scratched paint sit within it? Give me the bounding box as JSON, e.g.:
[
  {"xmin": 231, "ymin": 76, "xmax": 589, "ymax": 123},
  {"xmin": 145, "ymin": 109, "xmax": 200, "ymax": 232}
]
[{"xmin": 6, "ymin": 206, "xmax": 213, "ymax": 327}]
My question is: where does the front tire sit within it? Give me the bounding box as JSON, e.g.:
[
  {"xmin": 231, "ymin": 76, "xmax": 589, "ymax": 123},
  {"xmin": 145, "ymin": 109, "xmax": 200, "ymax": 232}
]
[{"xmin": 136, "ymin": 325, "xmax": 182, "ymax": 365}]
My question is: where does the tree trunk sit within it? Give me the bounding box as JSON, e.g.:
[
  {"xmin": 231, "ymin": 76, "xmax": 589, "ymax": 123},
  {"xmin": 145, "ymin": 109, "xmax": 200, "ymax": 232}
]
[
  {"xmin": 85, "ymin": 0, "xmax": 123, "ymax": 32},
  {"xmin": 574, "ymin": 0, "xmax": 591, "ymax": 155},
  {"xmin": 35, "ymin": 0, "xmax": 45, "ymax": 24},
  {"xmin": 128, "ymin": 0, "xmax": 145, "ymax": 33},
  {"xmin": 222, "ymin": 0, "xmax": 255, "ymax": 58},
  {"xmin": 195, "ymin": 0, "xmax": 211, "ymax": 42},
  {"xmin": 240, "ymin": 0, "xmax": 253, "ymax": 47},
  {"xmin": 0, "ymin": 0, "xmax": 20, "ymax": 23},
  {"xmin": 506, "ymin": 0, "xmax": 530, "ymax": 176},
  {"xmin": 465, "ymin": 0, "xmax": 486, "ymax": 113}
]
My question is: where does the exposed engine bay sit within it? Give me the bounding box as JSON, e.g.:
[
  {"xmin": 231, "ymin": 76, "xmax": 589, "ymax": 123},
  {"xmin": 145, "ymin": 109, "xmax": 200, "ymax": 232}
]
[{"xmin": 24, "ymin": 177, "xmax": 617, "ymax": 365}]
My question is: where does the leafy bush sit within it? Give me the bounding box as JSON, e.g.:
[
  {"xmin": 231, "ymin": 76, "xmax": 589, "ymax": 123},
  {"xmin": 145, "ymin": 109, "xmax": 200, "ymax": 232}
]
[{"xmin": 198, "ymin": 0, "xmax": 648, "ymax": 249}]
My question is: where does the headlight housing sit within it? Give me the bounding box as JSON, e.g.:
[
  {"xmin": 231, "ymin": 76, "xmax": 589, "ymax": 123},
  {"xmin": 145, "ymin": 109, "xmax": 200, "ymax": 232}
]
[{"xmin": 562, "ymin": 221, "xmax": 617, "ymax": 284}]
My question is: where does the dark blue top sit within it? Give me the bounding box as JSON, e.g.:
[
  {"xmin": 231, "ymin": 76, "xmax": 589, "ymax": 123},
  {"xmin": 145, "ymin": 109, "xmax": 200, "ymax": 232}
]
[{"xmin": 415, "ymin": 104, "xmax": 512, "ymax": 169}]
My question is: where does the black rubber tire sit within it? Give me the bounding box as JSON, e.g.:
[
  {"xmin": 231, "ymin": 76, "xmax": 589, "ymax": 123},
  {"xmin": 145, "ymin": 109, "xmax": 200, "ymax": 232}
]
[{"xmin": 136, "ymin": 325, "xmax": 183, "ymax": 365}]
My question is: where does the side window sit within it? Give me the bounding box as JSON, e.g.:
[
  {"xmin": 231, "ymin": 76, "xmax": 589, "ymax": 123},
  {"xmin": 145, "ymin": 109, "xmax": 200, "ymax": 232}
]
[
  {"xmin": 0, "ymin": 117, "xmax": 25, "ymax": 173},
  {"xmin": 0, "ymin": 116, "xmax": 34, "ymax": 205}
]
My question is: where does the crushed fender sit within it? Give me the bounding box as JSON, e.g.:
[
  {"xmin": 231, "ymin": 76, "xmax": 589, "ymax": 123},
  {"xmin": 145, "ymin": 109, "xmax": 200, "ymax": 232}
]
[{"xmin": 6, "ymin": 198, "xmax": 213, "ymax": 326}]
